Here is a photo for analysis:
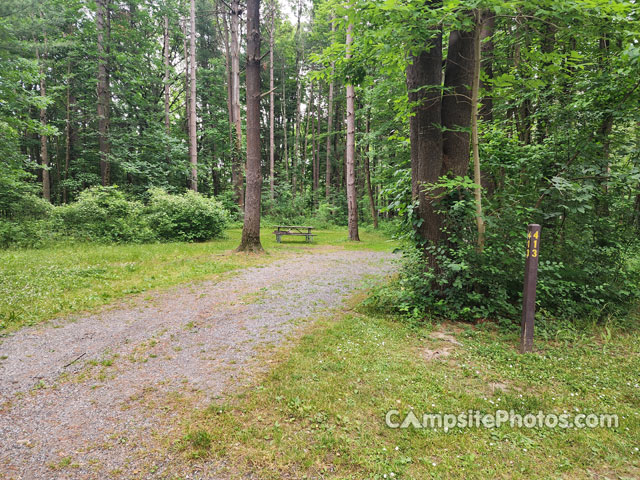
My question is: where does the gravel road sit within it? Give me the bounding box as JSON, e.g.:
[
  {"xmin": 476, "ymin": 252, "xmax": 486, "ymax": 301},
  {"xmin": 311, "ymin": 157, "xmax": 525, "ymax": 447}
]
[{"xmin": 0, "ymin": 249, "xmax": 396, "ymax": 479}]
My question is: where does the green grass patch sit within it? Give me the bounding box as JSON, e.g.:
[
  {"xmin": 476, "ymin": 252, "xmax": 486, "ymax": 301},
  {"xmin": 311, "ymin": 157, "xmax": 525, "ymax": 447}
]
[
  {"xmin": 180, "ymin": 311, "xmax": 640, "ymax": 479},
  {"xmin": 0, "ymin": 226, "xmax": 395, "ymax": 332}
]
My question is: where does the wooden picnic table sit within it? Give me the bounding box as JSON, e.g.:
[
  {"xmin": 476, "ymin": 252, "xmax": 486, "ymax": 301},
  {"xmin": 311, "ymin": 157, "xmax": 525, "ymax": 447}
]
[{"xmin": 273, "ymin": 225, "xmax": 316, "ymax": 243}]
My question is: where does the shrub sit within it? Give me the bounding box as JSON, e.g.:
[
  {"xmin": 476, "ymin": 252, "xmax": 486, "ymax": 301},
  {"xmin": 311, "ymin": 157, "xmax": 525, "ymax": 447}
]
[
  {"xmin": 146, "ymin": 188, "xmax": 228, "ymax": 242},
  {"xmin": 56, "ymin": 186, "xmax": 153, "ymax": 243},
  {"xmin": 369, "ymin": 173, "xmax": 640, "ymax": 327},
  {"xmin": 0, "ymin": 219, "xmax": 55, "ymax": 249}
]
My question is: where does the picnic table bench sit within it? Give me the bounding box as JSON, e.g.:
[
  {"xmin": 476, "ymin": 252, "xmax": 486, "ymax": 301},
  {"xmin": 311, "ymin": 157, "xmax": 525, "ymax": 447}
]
[{"xmin": 273, "ymin": 225, "xmax": 316, "ymax": 243}]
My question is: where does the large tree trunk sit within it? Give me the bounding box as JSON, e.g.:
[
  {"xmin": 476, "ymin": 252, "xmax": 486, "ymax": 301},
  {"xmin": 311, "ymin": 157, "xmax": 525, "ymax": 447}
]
[
  {"xmin": 406, "ymin": 27, "xmax": 444, "ymax": 247},
  {"xmin": 97, "ymin": 0, "xmax": 111, "ymax": 186},
  {"xmin": 441, "ymin": 20, "xmax": 477, "ymax": 178},
  {"xmin": 364, "ymin": 112, "xmax": 377, "ymax": 228},
  {"xmin": 238, "ymin": 0, "xmax": 262, "ymax": 252},
  {"xmin": 345, "ymin": 23, "xmax": 360, "ymax": 241},
  {"xmin": 269, "ymin": 0, "xmax": 275, "ymax": 200},
  {"xmin": 230, "ymin": 0, "xmax": 244, "ymax": 207},
  {"xmin": 188, "ymin": 0, "xmax": 198, "ymax": 191},
  {"xmin": 36, "ymin": 42, "xmax": 50, "ymax": 202}
]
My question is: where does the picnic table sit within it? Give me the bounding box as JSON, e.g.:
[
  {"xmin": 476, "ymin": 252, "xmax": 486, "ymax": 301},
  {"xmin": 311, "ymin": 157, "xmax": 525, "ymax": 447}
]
[{"xmin": 273, "ymin": 225, "xmax": 316, "ymax": 243}]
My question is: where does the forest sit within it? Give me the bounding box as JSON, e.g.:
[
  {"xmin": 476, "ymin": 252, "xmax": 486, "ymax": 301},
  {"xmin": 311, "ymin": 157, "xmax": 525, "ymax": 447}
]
[
  {"xmin": 1, "ymin": 1, "xmax": 640, "ymax": 477},
  {"xmin": 2, "ymin": 0, "xmax": 640, "ymax": 324},
  {"xmin": 2, "ymin": 0, "xmax": 640, "ymax": 322}
]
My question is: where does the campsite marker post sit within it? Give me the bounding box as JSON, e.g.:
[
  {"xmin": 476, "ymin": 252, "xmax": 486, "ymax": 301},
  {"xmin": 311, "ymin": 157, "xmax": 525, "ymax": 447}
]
[{"xmin": 520, "ymin": 224, "xmax": 541, "ymax": 353}]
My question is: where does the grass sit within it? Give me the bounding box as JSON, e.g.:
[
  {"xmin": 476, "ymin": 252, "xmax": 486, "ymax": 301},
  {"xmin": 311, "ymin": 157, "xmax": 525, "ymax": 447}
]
[
  {"xmin": 0, "ymin": 225, "xmax": 396, "ymax": 332},
  {"xmin": 177, "ymin": 307, "xmax": 640, "ymax": 479}
]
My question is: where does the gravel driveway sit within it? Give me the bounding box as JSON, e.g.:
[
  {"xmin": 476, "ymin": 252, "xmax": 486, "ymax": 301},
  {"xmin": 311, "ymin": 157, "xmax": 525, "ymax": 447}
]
[{"xmin": 0, "ymin": 249, "xmax": 396, "ymax": 479}]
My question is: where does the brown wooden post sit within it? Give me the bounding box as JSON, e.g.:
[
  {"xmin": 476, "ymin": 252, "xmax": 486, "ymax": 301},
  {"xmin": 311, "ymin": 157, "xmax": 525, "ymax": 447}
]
[{"xmin": 520, "ymin": 224, "xmax": 541, "ymax": 353}]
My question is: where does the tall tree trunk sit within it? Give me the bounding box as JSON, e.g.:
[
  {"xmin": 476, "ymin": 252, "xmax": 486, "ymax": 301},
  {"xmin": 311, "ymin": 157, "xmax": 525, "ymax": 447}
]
[
  {"xmin": 345, "ymin": 23, "xmax": 359, "ymax": 241},
  {"xmin": 281, "ymin": 62, "xmax": 289, "ymax": 183},
  {"xmin": 188, "ymin": 0, "xmax": 198, "ymax": 191},
  {"xmin": 441, "ymin": 18, "xmax": 477, "ymax": 178},
  {"xmin": 479, "ymin": 12, "xmax": 494, "ymax": 122},
  {"xmin": 303, "ymin": 80, "xmax": 314, "ymax": 195},
  {"xmin": 269, "ymin": 0, "xmax": 275, "ymax": 200},
  {"xmin": 325, "ymin": 16, "xmax": 335, "ymax": 201},
  {"xmin": 164, "ymin": 14, "xmax": 171, "ymax": 162},
  {"xmin": 36, "ymin": 42, "xmax": 50, "ymax": 202},
  {"xmin": 238, "ymin": 0, "xmax": 262, "ymax": 252},
  {"xmin": 64, "ymin": 60, "xmax": 71, "ymax": 203},
  {"xmin": 364, "ymin": 112, "xmax": 378, "ymax": 228},
  {"xmin": 183, "ymin": 19, "xmax": 190, "ymax": 161},
  {"xmin": 230, "ymin": 0, "xmax": 244, "ymax": 207},
  {"xmin": 221, "ymin": 9, "xmax": 236, "ymax": 193},
  {"xmin": 292, "ymin": 0, "xmax": 303, "ymax": 199},
  {"xmin": 313, "ymin": 83, "xmax": 319, "ymax": 205},
  {"xmin": 406, "ymin": 24, "xmax": 443, "ymax": 247},
  {"xmin": 471, "ymin": 10, "xmax": 485, "ymax": 251},
  {"xmin": 97, "ymin": 0, "xmax": 111, "ymax": 186}
]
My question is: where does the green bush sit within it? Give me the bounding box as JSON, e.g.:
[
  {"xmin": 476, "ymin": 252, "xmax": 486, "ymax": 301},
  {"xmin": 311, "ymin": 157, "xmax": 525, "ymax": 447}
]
[
  {"xmin": 146, "ymin": 188, "xmax": 228, "ymax": 242},
  {"xmin": 0, "ymin": 218, "xmax": 55, "ymax": 249},
  {"xmin": 369, "ymin": 172, "xmax": 640, "ymax": 327},
  {"xmin": 56, "ymin": 186, "xmax": 153, "ymax": 243}
]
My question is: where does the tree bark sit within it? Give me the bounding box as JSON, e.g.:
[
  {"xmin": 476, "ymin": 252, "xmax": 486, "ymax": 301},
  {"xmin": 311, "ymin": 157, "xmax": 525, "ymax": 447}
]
[
  {"xmin": 406, "ymin": 27, "xmax": 444, "ymax": 247},
  {"xmin": 364, "ymin": 112, "xmax": 378, "ymax": 228},
  {"xmin": 183, "ymin": 19, "xmax": 190, "ymax": 160},
  {"xmin": 441, "ymin": 19, "xmax": 477, "ymax": 178},
  {"xmin": 313, "ymin": 82, "xmax": 319, "ymax": 205},
  {"xmin": 238, "ymin": 0, "xmax": 263, "ymax": 252},
  {"xmin": 164, "ymin": 14, "xmax": 171, "ymax": 161},
  {"xmin": 36, "ymin": 41, "xmax": 50, "ymax": 202},
  {"xmin": 97, "ymin": 0, "xmax": 111, "ymax": 186},
  {"xmin": 471, "ymin": 10, "xmax": 485, "ymax": 251},
  {"xmin": 188, "ymin": 0, "xmax": 198, "ymax": 191},
  {"xmin": 64, "ymin": 59, "xmax": 71, "ymax": 203},
  {"xmin": 230, "ymin": 0, "xmax": 244, "ymax": 207},
  {"xmin": 281, "ymin": 62, "xmax": 289, "ymax": 183},
  {"xmin": 345, "ymin": 23, "xmax": 360, "ymax": 241},
  {"xmin": 269, "ymin": 0, "xmax": 275, "ymax": 199},
  {"xmin": 303, "ymin": 80, "xmax": 314, "ymax": 195},
  {"xmin": 479, "ymin": 12, "xmax": 494, "ymax": 122},
  {"xmin": 325, "ymin": 65, "xmax": 334, "ymax": 198},
  {"xmin": 292, "ymin": 0, "xmax": 303, "ymax": 199}
]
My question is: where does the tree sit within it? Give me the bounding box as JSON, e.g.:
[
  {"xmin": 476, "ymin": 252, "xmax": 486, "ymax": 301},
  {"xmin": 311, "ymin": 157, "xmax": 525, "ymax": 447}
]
[
  {"xmin": 345, "ymin": 21, "xmax": 359, "ymax": 241},
  {"xmin": 406, "ymin": 15, "xmax": 443, "ymax": 249},
  {"xmin": 35, "ymin": 30, "xmax": 50, "ymax": 202},
  {"xmin": 97, "ymin": 0, "xmax": 111, "ymax": 186},
  {"xmin": 269, "ymin": 0, "xmax": 275, "ymax": 200},
  {"xmin": 229, "ymin": 0, "xmax": 244, "ymax": 208},
  {"xmin": 325, "ymin": 15, "xmax": 335, "ymax": 201},
  {"xmin": 237, "ymin": 0, "xmax": 262, "ymax": 252},
  {"xmin": 188, "ymin": 0, "xmax": 197, "ymax": 191}
]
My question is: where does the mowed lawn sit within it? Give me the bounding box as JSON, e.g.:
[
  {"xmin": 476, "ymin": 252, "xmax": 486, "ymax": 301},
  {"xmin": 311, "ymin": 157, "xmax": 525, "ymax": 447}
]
[
  {"xmin": 0, "ymin": 226, "xmax": 396, "ymax": 332},
  {"xmin": 177, "ymin": 309, "xmax": 640, "ymax": 479}
]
